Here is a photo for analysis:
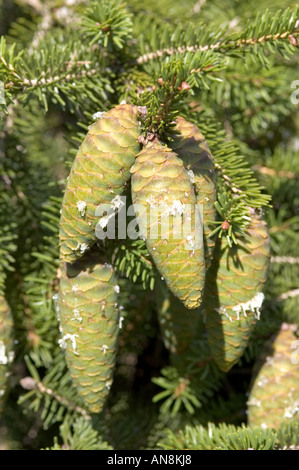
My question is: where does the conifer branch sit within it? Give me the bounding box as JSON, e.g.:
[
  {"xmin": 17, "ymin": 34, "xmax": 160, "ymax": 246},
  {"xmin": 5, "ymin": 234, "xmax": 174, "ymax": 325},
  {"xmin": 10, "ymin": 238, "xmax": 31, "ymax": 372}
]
[
  {"xmin": 192, "ymin": 0, "xmax": 207, "ymax": 15},
  {"xmin": 20, "ymin": 376, "xmax": 91, "ymax": 419},
  {"xmin": 275, "ymin": 288, "xmax": 299, "ymax": 302},
  {"xmin": 271, "ymin": 256, "xmax": 299, "ymax": 264},
  {"xmin": 18, "ymin": 0, "xmax": 45, "ymax": 14},
  {"xmin": 136, "ymin": 43, "xmax": 220, "ymax": 65},
  {"xmin": 136, "ymin": 27, "xmax": 298, "ymax": 65},
  {"xmin": 20, "ymin": 68, "xmax": 99, "ymax": 89},
  {"xmin": 253, "ymin": 165, "xmax": 299, "ymax": 180},
  {"xmin": 135, "ymin": 9, "xmax": 299, "ymax": 65}
]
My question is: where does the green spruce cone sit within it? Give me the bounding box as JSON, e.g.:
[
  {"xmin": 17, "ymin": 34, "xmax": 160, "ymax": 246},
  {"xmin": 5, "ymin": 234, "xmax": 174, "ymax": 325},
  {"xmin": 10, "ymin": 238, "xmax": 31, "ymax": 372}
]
[
  {"xmin": 247, "ymin": 323, "xmax": 299, "ymax": 430},
  {"xmin": 155, "ymin": 280, "xmax": 200, "ymax": 354},
  {"xmin": 170, "ymin": 116, "xmax": 216, "ymax": 265},
  {"xmin": 59, "ymin": 104, "xmax": 141, "ymax": 263},
  {"xmin": 203, "ymin": 211, "xmax": 270, "ymax": 372},
  {"xmin": 57, "ymin": 251, "xmax": 120, "ymax": 413},
  {"xmin": 0, "ymin": 296, "xmax": 14, "ymax": 417},
  {"xmin": 131, "ymin": 139, "xmax": 205, "ymax": 309}
]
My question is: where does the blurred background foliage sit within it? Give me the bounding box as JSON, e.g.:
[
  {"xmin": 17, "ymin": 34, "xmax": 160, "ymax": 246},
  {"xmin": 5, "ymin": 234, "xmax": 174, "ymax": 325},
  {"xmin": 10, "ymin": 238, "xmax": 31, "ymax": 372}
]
[{"xmin": 0, "ymin": 0, "xmax": 298, "ymax": 450}]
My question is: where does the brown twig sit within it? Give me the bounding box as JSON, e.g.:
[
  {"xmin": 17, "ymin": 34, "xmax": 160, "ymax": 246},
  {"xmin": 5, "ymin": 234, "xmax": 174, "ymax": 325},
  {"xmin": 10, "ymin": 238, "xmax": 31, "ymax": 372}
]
[
  {"xmin": 275, "ymin": 288, "xmax": 299, "ymax": 302},
  {"xmin": 271, "ymin": 256, "xmax": 299, "ymax": 264},
  {"xmin": 135, "ymin": 28, "xmax": 299, "ymax": 65},
  {"xmin": 253, "ymin": 165, "xmax": 299, "ymax": 180},
  {"xmin": 20, "ymin": 376, "xmax": 91, "ymax": 419}
]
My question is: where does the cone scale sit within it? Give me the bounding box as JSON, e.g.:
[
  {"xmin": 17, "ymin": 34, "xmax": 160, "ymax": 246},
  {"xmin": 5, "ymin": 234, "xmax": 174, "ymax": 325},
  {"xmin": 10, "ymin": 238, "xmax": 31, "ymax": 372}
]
[
  {"xmin": 247, "ymin": 323, "xmax": 299, "ymax": 430},
  {"xmin": 57, "ymin": 251, "xmax": 120, "ymax": 413},
  {"xmin": 203, "ymin": 212, "xmax": 270, "ymax": 372},
  {"xmin": 59, "ymin": 104, "xmax": 141, "ymax": 263},
  {"xmin": 131, "ymin": 139, "xmax": 205, "ymax": 310}
]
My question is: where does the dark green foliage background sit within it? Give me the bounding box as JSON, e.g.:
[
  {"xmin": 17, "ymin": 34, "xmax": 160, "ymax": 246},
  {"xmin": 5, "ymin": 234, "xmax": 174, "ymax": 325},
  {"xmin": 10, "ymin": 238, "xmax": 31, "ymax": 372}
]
[{"xmin": 0, "ymin": 0, "xmax": 298, "ymax": 450}]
